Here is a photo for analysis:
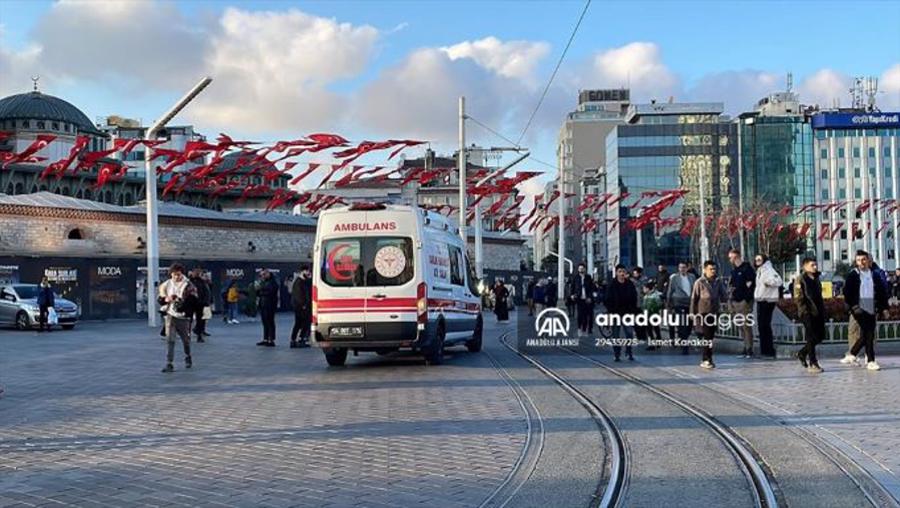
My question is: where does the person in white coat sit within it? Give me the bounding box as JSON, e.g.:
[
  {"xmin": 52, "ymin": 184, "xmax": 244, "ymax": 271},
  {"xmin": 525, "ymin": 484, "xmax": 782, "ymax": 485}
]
[{"xmin": 753, "ymin": 254, "xmax": 783, "ymax": 359}]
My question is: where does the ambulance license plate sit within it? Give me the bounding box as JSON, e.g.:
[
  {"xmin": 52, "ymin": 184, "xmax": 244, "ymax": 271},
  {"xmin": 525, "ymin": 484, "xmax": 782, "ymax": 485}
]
[{"xmin": 331, "ymin": 326, "xmax": 363, "ymax": 338}]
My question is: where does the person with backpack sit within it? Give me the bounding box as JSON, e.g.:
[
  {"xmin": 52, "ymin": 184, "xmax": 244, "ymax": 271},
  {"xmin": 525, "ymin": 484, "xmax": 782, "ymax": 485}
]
[
  {"xmin": 841, "ymin": 250, "xmax": 889, "ymax": 370},
  {"xmin": 158, "ymin": 263, "xmax": 200, "ymax": 373}
]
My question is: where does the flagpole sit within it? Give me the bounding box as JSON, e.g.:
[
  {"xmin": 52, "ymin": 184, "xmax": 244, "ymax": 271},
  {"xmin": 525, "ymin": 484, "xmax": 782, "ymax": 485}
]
[
  {"xmin": 145, "ymin": 77, "xmax": 212, "ymax": 328},
  {"xmin": 458, "ymin": 96, "xmax": 467, "ymax": 245}
]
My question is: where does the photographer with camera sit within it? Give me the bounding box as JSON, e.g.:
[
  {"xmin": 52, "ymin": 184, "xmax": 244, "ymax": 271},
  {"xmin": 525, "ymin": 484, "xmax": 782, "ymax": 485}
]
[{"xmin": 158, "ymin": 263, "xmax": 200, "ymax": 373}]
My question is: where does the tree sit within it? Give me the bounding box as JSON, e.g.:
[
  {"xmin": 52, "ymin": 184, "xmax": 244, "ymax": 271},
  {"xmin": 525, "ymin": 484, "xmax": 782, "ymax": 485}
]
[{"xmin": 767, "ymin": 227, "xmax": 807, "ymax": 266}]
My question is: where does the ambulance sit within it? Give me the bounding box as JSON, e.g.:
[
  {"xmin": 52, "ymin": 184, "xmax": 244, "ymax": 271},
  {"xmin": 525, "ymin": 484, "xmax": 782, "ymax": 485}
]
[{"xmin": 311, "ymin": 203, "xmax": 483, "ymax": 366}]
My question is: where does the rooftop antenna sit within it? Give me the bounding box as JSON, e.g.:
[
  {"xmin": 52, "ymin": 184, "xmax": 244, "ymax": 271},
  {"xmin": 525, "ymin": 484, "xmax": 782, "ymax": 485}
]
[
  {"xmin": 786, "ymin": 72, "xmax": 793, "ymax": 93},
  {"xmin": 864, "ymin": 76, "xmax": 879, "ymax": 112},
  {"xmin": 850, "ymin": 77, "xmax": 865, "ymax": 110},
  {"xmin": 31, "ymin": 75, "xmax": 40, "ymax": 92}
]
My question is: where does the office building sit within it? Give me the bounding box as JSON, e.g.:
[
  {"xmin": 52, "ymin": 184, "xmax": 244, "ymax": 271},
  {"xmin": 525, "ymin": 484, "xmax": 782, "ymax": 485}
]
[{"xmin": 605, "ymin": 101, "xmax": 738, "ymax": 271}]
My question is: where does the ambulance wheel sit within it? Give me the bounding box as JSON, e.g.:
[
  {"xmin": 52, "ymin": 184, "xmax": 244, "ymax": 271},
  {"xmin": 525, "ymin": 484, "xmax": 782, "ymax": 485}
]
[
  {"xmin": 424, "ymin": 322, "xmax": 445, "ymax": 365},
  {"xmin": 466, "ymin": 316, "xmax": 483, "ymax": 353},
  {"xmin": 324, "ymin": 348, "xmax": 348, "ymax": 367}
]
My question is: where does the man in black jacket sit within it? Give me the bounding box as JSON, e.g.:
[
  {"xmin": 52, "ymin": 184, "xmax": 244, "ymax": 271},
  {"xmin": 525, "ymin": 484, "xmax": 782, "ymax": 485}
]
[
  {"xmin": 290, "ymin": 266, "xmax": 313, "ymax": 348},
  {"xmin": 794, "ymin": 258, "xmax": 825, "ymax": 373},
  {"xmin": 256, "ymin": 270, "xmax": 280, "ymax": 347},
  {"xmin": 727, "ymin": 249, "xmax": 756, "ymax": 358},
  {"xmin": 841, "ymin": 250, "xmax": 889, "ymax": 370},
  {"xmin": 605, "ymin": 264, "xmax": 639, "ymax": 361},
  {"xmin": 189, "ymin": 269, "xmax": 211, "ymax": 342},
  {"xmin": 570, "ymin": 263, "xmax": 596, "ymax": 336}
]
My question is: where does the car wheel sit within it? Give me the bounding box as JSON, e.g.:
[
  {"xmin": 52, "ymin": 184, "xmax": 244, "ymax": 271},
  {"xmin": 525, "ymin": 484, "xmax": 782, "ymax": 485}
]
[
  {"xmin": 15, "ymin": 311, "xmax": 30, "ymax": 331},
  {"xmin": 424, "ymin": 321, "xmax": 446, "ymax": 365},
  {"xmin": 62, "ymin": 325, "xmax": 75, "ymax": 330},
  {"xmin": 466, "ymin": 315, "xmax": 483, "ymax": 353},
  {"xmin": 324, "ymin": 347, "xmax": 348, "ymax": 367}
]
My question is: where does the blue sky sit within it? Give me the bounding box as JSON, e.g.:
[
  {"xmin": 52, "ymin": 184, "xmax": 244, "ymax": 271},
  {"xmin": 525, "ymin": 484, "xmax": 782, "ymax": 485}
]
[{"xmin": 1, "ymin": 0, "xmax": 899, "ymax": 189}]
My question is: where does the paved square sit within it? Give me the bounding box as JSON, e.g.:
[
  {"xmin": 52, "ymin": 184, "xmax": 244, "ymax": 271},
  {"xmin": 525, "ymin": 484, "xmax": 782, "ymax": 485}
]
[{"xmin": 0, "ymin": 316, "xmax": 526, "ymax": 507}]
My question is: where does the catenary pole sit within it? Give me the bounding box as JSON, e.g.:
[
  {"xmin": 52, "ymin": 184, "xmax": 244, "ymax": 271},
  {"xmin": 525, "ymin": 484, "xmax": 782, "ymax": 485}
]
[{"xmin": 146, "ymin": 76, "xmax": 212, "ymax": 327}]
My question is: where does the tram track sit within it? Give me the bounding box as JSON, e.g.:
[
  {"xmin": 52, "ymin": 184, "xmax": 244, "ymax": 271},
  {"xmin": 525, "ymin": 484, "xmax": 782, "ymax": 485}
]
[
  {"xmin": 563, "ymin": 348, "xmax": 780, "ymax": 508},
  {"xmin": 496, "ymin": 332, "xmax": 628, "ymax": 508}
]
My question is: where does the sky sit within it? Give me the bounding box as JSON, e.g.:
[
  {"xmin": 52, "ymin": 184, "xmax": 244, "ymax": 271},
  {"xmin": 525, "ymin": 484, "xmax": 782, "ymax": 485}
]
[{"xmin": 1, "ymin": 0, "xmax": 899, "ymax": 200}]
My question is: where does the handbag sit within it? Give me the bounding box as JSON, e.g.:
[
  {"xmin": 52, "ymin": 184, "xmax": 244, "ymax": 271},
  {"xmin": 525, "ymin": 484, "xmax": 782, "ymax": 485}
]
[
  {"xmin": 202, "ymin": 306, "xmax": 213, "ymax": 320},
  {"xmin": 48, "ymin": 307, "xmax": 59, "ymax": 325}
]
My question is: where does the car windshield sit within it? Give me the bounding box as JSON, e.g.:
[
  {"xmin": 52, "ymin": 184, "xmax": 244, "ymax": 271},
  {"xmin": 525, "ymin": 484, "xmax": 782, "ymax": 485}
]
[{"xmin": 13, "ymin": 285, "xmax": 39, "ymax": 299}]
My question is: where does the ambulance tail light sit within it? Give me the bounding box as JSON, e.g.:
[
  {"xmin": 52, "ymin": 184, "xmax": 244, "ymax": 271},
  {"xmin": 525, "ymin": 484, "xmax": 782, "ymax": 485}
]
[
  {"xmin": 311, "ymin": 284, "xmax": 318, "ymax": 325},
  {"xmin": 416, "ymin": 282, "xmax": 427, "ymax": 325}
]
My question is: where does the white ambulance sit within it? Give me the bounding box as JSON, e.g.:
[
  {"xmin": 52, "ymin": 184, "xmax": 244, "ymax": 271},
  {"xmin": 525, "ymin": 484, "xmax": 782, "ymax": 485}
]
[{"xmin": 311, "ymin": 203, "xmax": 483, "ymax": 366}]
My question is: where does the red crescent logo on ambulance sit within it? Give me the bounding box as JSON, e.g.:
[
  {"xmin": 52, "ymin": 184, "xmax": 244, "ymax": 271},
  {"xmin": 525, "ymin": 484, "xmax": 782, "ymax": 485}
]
[{"xmin": 327, "ymin": 243, "xmax": 356, "ymax": 282}]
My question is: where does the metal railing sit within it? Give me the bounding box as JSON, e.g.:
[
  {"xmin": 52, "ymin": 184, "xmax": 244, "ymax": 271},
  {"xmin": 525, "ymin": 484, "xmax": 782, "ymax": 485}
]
[{"xmin": 718, "ymin": 319, "xmax": 900, "ymax": 345}]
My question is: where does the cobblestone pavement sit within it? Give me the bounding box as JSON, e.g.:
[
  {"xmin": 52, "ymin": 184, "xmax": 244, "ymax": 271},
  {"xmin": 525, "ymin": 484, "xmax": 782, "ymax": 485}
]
[
  {"xmin": 0, "ymin": 315, "xmax": 527, "ymax": 507},
  {"xmin": 632, "ymin": 349, "xmax": 900, "ymax": 501}
]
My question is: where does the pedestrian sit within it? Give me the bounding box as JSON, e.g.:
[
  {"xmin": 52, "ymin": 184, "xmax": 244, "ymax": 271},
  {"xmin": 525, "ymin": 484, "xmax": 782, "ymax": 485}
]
[
  {"xmin": 290, "ymin": 266, "xmax": 313, "ymax": 348},
  {"xmin": 727, "ymin": 249, "xmax": 756, "ymax": 358},
  {"xmin": 533, "ymin": 279, "xmax": 546, "ymax": 314},
  {"xmin": 564, "ymin": 278, "xmax": 576, "ymax": 317},
  {"xmin": 36, "ymin": 276, "xmax": 55, "ymax": 332},
  {"xmin": 189, "ymin": 269, "xmax": 211, "ymax": 342},
  {"xmin": 256, "ymin": 269, "xmax": 279, "ymax": 347},
  {"xmin": 569, "ymin": 263, "xmax": 596, "ymax": 336},
  {"xmin": 281, "ymin": 275, "xmax": 293, "ymax": 312},
  {"xmin": 794, "ymin": 257, "xmax": 826, "ymax": 373},
  {"xmin": 545, "ymin": 277, "xmax": 557, "ymax": 308},
  {"xmin": 630, "ymin": 267, "xmax": 647, "ymax": 347},
  {"xmin": 526, "ymin": 279, "xmax": 536, "ymax": 316},
  {"xmin": 656, "ymin": 265, "xmax": 670, "ymax": 298},
  {"xmin": 493, "ymin": 279, "xmax": 510, "ymax": 322},
  {"xmin": 840, "ymin": 250, "xmax": 889, "ymax": 370},
  {"xmin": 667, "ymin": 261, "xmax": 696, "ymax": 354},
  {"xmin": 223, "ymin": 280, "xmax": 241, "ymax": 324},
  {"xmin": 690, "ymin": 260, "xmax": 728, "ymax": 369},
  {"xmin": 606, "ymin": 264, "xmax": 638, "ymax": 361},
  {"xmin": 642, "ymin": 280, "xmax": 663, "ymax": 345},
  {"xmin": 686, "ymin": 261, "xmax": 699, "ymax": 278},
  {"xmin": 892, "ymin": 268, "xmax": 900, "ymax": 302},
  {"xmin": 753, "ymin": 254, "xmax": 782, "ymax": 359},
  {"xmin": 158, "ymin": 263, "xmax": 198, "ymax": 373}
]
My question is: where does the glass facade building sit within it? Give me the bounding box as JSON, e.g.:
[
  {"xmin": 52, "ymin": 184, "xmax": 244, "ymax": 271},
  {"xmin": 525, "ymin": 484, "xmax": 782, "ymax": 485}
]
[
  {"xmin": 738, "ymin": 113, "xmax": 815, "ymax": 256},
  {"xmin": 605, "ymin": 103, "xmax": 737, "ymax": 271}
]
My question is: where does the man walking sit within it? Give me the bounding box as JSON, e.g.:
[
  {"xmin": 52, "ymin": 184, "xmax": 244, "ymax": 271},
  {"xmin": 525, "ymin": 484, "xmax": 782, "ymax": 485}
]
[
  {"xmin": 189, "ymin": 269, "xmax": 211, "ymax": 342},
  {"xmin": 36, "ymin": 276, "xmax": 55, "ymax": 332},
  {"xmin": 753, "ymin": 254, "xmax": 782, "ymax": 359},
  {"xmin": 256, "ymin": 269, "xmax": 280, "ymax": 347},
  {"xmin": 794, "ymin": 257, "xmax": 825, "ymax": 373},
  {"xmin": 667, "ymin": 262, "xmax": 696, "ymax": 354},
  {"xmin": 290, "ymin": 266, "xmax": 313, "ymax": 348},
  {"xmin": 570, "ymin": 263, "xmax": 596, "ymax": 336},
  {"xmin": 606, "ymin": 264, "xmax": 638, "ymax": 361},
  {"xmin": 691, "ymin": 261, "xmax": 728, "ymax": 369},
  {"xmin": 728, "ymin": 249, "xmax": 756, "ymax": 358},
  {"xmin": 841, "ymin": 250, "xmax": 889, "ymax": 370},
  {"xmin": 159, "ymin": 263, "xmax": 198, "ymax": 373}
]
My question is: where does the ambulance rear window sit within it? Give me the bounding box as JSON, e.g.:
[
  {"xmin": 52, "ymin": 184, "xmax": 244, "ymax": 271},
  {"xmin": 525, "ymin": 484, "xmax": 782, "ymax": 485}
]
[{"xmin": 320, "ymin": 237, "xmax": 414, "ymax": 287}]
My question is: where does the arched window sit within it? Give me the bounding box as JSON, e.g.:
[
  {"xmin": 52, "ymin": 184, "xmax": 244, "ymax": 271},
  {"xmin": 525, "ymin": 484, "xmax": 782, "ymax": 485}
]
[
  {"xmin": 83, "ymin": 189, "xmax": 93, "ymax": 200},
  {"xmin": 61, "ymin": 186, "xmax": 70, "ymax": 196},
  {"xmin": 104, "ymin": 191, "xmax": 112, "ymax": 203},
  {"xmin": 14, "ymin": 183, "xmax": 24, "ymax": 194},
  {"xmin": 124, "ymin": 193, "xmax": 134, "ymax": 206},
  {"xmin": 67, "ymin": 228, "xmax": 84, "ymax": 240},
  {"xmin": 39, "ymin": 184, "xmax": 48, "ymax": 192}
]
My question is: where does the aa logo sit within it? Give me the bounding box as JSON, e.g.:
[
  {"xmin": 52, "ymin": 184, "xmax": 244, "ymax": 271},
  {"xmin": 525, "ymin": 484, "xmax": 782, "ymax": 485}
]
[{"xmin": 535, "ymin": 308, "xmax": 570, "ymax": 337}]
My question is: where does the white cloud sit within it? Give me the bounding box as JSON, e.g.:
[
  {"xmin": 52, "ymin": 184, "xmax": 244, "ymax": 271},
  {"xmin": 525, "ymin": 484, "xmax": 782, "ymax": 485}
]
[
  {"xmin": 582, "ymin": 42, "xmax": 681, "ymax": 102},
  {"xmin": 32, "ymin": 0, "xmax": 208, "ymax": 90},
  {"xmin": 0, "ymin": 29, "xmax": 42, "ymax": 97},
  {"xmin": 798, "ymin": 69, "xmax": 851, "ymax": 109},
  {"xmin": 688, "ymin": 70, "xmax": 782, "ymax": 114},
  {"xmin": 880, "ymin": 63, "xmax": 900, "ymax": 110},
  {"xmin": 192, "ymin": 7, "xmax": 378, "ymax": 133},
  {"xmin": 356, "ymin": 47, "xmax": 533, "ymax": 144},
  {"xmin": 441, "ymin": 36, "xmax": 550, "ymax": 81}
]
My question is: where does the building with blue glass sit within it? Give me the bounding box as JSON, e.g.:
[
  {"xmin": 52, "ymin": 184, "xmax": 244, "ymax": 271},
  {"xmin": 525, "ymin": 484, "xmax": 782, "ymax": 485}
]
[
  {"xmin": 812, "ymin": 111, "xmax": 900, "ymax": 271},
  {"xmin": 605, "ymin": 102, "xmax": 737, "ymax": 271},
  {"xmin": 737, "ymin": 90, "xmax": 816, "ymax": 259}
]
